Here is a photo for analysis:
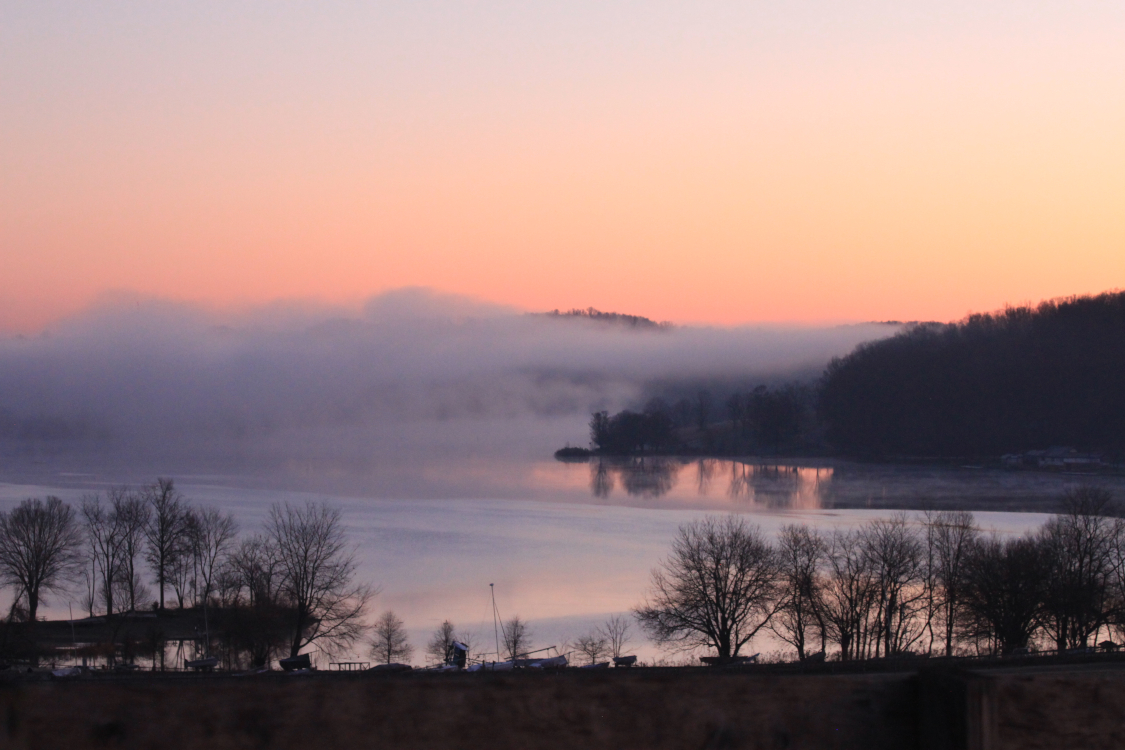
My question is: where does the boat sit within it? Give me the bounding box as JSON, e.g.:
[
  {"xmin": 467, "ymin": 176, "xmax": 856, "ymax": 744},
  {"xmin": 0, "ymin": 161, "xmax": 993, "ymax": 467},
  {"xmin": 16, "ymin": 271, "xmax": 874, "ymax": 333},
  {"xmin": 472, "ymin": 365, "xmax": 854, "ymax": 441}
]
[
  {"xmin": 526, "ymin": 655, "xmax": 568, "ymax": 669},
  {"xmin": 467, "ymin": 660, "xmax": 515, "ymax": 672},
  {"xmin": 185, "ymin": 656, "xmax": 219, "ymax": 671},
  {"xmin": 366, "ymin": 662, "xmax": 412, "ymax": 673},
  {"xmin": 279, "ymin": 653, "xmax": 312, "ymax": 672},
  {"xmin": 612, "ymin": 655, "xmax": 637, "ymax": 668}
]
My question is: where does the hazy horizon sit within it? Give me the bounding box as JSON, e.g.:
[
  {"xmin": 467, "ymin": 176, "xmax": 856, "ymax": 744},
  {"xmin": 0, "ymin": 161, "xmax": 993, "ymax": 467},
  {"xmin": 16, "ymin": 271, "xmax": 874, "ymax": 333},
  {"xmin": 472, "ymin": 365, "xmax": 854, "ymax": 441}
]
[{"xmin": 0, "ymin": 288, "xmax": 896, "ymax": 487}]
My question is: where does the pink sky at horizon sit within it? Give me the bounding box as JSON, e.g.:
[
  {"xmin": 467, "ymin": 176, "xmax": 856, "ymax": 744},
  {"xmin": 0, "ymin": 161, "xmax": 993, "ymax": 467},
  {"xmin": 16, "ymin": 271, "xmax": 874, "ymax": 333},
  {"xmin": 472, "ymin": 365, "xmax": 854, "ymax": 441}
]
[{"xmin": 2, "ymin": 1, "xmax": 1123, "ymax": 334}]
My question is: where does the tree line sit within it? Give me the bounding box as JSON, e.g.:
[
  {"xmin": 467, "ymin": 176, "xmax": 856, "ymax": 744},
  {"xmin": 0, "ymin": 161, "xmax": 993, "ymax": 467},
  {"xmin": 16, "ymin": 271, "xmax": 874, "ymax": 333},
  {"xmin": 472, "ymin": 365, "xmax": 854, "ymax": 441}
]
[
  {"xmin": 579, "ymin": 385, "xmax": 818, "ymax": 458},
  {"xmin": 636, "ymin": 487, "xmax": 1125, "ymax": 662},
  {"xmin": 9, "ymin": 478, "xmax": 1123, "ymax": 670},
  {"xmin": 0, "ymin": 479, "xmax": 371, "ymax": 668},
  {"xmin": 0, "ymin": 480, "xmax": 632, "ymax": 671},
  {"xmin": 818, "ymin": 291, "xmax": 1125, "ymax": 457},
  {"xmin": 562, "ymin": 292, "xmax": 1125, "ymax": 461}
]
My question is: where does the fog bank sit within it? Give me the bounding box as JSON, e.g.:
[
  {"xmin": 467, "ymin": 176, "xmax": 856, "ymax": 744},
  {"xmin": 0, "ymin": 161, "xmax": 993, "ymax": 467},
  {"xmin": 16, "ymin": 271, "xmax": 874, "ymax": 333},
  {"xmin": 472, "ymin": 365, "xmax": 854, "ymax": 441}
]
[{"xmin": 0, "ymin": 289, "xmax": 894, "ymax": 478}]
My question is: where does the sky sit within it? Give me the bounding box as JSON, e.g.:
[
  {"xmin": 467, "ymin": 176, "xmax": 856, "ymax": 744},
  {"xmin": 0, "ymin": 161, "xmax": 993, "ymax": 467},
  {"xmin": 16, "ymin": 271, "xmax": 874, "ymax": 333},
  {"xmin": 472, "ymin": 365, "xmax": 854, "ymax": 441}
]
[{"xmin": 2, "ymin": 1, "xmax": 1124, "ymax": 333}]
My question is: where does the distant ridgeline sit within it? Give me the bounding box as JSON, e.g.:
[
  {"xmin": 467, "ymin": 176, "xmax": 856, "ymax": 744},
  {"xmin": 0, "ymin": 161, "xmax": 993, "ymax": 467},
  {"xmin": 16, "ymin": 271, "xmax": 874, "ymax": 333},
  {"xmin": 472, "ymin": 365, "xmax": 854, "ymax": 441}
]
[
  {"xmin": 556, "ymin": 291, "xmax": 1125, "ymax": 462},
  {"xmin": 818, "ymin": 291, "xmax": 1125, "ymax": 458},
  {"xmin": 536, "ymin": 307, "xmax": 672, "ymax": 330}
]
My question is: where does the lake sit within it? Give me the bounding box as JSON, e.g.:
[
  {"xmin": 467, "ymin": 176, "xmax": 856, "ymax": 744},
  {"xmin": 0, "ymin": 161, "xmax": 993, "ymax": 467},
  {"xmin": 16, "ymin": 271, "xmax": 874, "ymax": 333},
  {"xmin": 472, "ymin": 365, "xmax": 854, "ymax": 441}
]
[{"xmin": 4, "ymin": 453, "xmax": 1110, "ymax": 664}]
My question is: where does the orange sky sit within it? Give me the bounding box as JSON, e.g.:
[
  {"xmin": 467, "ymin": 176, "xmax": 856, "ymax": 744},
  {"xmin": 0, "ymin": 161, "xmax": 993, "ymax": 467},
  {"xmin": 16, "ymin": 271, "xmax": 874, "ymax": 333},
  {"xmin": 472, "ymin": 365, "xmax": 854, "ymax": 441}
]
[{"xmin": 2, "ymin": 2, "xmax": 1123, "ymax": 332}]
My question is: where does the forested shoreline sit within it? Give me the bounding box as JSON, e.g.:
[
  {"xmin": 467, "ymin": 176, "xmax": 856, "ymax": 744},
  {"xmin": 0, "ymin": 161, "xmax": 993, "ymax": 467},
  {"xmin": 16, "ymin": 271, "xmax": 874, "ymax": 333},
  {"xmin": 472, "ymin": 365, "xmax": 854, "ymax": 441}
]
[
  {"xmin": 635, "ymin": 487, "xmax": 1125, "ymax": 662},
  {"xmin": 560, "ymin": 291, "xmax": 1125, "ymax": 462}
]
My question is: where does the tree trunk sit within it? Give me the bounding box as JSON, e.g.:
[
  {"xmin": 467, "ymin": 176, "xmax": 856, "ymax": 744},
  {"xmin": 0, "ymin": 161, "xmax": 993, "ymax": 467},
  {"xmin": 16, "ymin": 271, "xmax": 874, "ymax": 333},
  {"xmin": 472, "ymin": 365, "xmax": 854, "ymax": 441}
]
[{"xmin": 290, "ymin": 610, "xmax": 306, "ymax": 658}]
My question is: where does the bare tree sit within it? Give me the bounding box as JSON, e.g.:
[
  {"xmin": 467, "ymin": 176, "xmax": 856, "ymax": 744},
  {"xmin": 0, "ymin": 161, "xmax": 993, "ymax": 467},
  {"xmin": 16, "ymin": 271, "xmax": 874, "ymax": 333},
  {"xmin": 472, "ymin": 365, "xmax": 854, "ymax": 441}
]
[
  {"xmin": 230, "ymin": 534, "xmax": 283, "ymax": 608},
  {"xmin": 502, "ymin": 616, "xmax": 532, "ymax": 660},
  {"xmin": 168, "ymin": 517, "xmax": 196, "ymax": 609},
  {"xmin": 959, "ymin": 535, "xmax": 1045, "ymax": 655},
  {"xmin": 573, "ymin": 631, "xmax": 609, "ymax": 665},
  {"xmin": 925, "ymin": 511, "xmax": 979, "ymax": 656},
  {"xmin": 82, "ymin": 494, "xmax": 129, "ymax": 617},
  {"xmin": 225, "ymin": 534, "xmax": 290, "ymax": 668},
  {"xmin": 371, "ymin": 610, "xmax": 413, "ymax": 664},
  {"xmin": 188, "ymin": 507, "xmax": 238, "ymax": 608},
  {"xmin": 426, "ymin": 620, "xmax": 458, "ymax": 665},
  {"xmin": 268, "ymin": 502, "xmax": 373, "ymax": 658},
  {"xmin": 635, "ymin": 515, "xmax": 780, "ymax": 661},
  {"xmin": 860, "ymin": 515, "xmax": 926, "ymax": 657},
  {"xmin": 1038, "ymin": 487, "xmax": 1118, "ymax": 650},
  {"xmin": 111, "ymin": 488, "xmax": 151, "ymax": 613},
  {"xmin": 143, "ymin": 478, "xmax": 186, "ymax": 611},
  {"xmin": 597, "ymin": 614, "xmax": 632, "ymax": 658},
  {"xmin": 187, "ymin": 506, "xmax": 237, "ymax": 652},
  {"xmin": 770, "ymin": 524, "xmax": 826, "ymax": 660},
  {"xmin": 79, "ymin": 545, "xmax": 98, "ymax": 617},
  {"xmin": 820, "ymin": 529, "xmax": 878, "ymax": 661},
  {"xmin": 0, "ymin": 497, "xmax": 84, "ymax": 622}
]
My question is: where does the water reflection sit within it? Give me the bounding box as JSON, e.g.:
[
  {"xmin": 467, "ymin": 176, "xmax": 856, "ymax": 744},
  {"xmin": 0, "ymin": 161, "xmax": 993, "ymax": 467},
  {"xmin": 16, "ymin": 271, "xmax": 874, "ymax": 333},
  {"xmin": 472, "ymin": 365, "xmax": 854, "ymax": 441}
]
[
  {"xmin": 727, "ymin": 463, "xmax": 832, "ymax": 510},
  {"xmin": 591, "ymin": 457, "xmax": 679, "ymax": 498},
  {"xmin": 588, "ymin": 457, "xmax": 834, "ymax": 509}
]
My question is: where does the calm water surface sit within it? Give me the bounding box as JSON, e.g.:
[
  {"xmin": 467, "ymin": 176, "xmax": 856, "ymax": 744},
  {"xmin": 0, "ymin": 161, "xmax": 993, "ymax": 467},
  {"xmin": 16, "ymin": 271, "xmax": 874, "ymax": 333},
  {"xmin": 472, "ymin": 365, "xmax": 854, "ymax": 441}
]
[{"xmin": 3, "ymin": 453, "xmax": 1113, "ymax": 663}]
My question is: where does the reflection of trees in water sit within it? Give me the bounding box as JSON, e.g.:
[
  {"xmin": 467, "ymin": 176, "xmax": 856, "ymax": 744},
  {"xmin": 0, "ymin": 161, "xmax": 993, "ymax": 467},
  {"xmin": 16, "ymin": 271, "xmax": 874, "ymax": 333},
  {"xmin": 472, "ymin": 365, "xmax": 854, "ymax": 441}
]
[
  {"xmin": 727, "ymin": 463, "xmax": 832, "ymax": 509},
  {"xmin": 589, "ymin": 457, "xmax": 681, "ymax": 498},
  {"xmin": 695, "ymin": 459, "xmax": 718, "ymax": 494},
  {"xmin": 591, "ymin": 460, "xmax": 615, "ymax": 498},
  {"xmin": 585, "ymin": 457, "xmax": 829, "ymax": 505}
]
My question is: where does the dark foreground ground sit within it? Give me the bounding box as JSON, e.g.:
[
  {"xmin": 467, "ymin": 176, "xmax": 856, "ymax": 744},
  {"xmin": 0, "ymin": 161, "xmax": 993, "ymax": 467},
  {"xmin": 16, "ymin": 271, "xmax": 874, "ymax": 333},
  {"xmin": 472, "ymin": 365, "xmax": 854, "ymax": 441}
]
[{"xmin": 3, "ymin": 655, "xmax": 1125, "ymax": 749}]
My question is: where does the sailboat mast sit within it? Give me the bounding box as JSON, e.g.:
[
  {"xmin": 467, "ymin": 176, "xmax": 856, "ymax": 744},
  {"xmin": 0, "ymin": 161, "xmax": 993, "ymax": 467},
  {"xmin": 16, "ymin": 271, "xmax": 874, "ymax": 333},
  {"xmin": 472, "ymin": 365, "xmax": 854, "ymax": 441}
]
[{"xmin": 490, "ymin": 583, "xmax": 501, "ymax": 660}]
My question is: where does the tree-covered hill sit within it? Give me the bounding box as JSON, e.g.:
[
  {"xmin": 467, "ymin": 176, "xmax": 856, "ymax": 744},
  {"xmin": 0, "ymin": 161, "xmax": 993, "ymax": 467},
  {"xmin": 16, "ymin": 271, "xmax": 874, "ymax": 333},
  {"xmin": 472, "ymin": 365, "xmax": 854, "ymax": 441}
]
[{"xmin": 818, "ymin": 291, "xmax": 1125, "ymax": 458}]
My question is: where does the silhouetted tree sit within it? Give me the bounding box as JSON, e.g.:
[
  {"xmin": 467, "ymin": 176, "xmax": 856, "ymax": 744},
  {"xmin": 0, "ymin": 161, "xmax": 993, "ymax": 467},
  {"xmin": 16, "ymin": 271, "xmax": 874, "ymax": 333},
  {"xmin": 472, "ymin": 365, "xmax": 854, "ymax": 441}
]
[
  {"xmin": 82, "ymin": 494, "xmax": 129, "ymax": 617},
  {"xmin": 426, "ymin": 620, "xmax": 458, "ymax": 665},
  {"xmin": 112, "ymin": 488, "xmax": 150, "ymax": 613},
  {"xmin": 1037, "ymin": 488, "xmax": 1118, "ymax": 650},
  {"xmin": 143, "ymin": 478, "xmax": 186, "ymax": 612},
  {"xmin": 925, "ymin": 511, "xmax": 979, "ymax": 656},
  {"xmin": 0, "ymin": 497, "xmax": 83, "ymax": 623},
  {"xmin": 502, "ymin": 616, "xmax": 532, "ymax": 660},
  {"xmin": 573, "ymin": 631, "xmax": 609, "ymax": 665},
  {"xmin": 371, "ymin": 610, "xmax": 412, "ymax": 664},
  {"xmin": 861, "ymin": 516, "xmax": 926, "ymax": 657},
  {"xmin": 597, "ymin": 615, "xmax": 632, "ymax": 659},
  {"xmin": 959, "ymin": 535, "xmax": 1046, "ymax": 655},
  {"xmin": 820, "ymin": 529, "xmax": 878, "ymax": 661},
  {"xmin": 747, "ymin": 385, "xmax": 806, "ymax": 454},
  {"xmin": 589, "ymin": 411, "xmax": 611, "ymax": 451},
  {"xmin": 635, "ymin": 515, "xmax": 779, "ymax": 660},
  {"xmin": 771, "ymin": 524, "xmax": 826, "ymax": 660},
  {"xmin": 188, "ymin": 506, "xmax": 238, "ymax": 650},
  {"xmin": 268, "ymin": 502, "xmax": 373, "ymax": 658}
]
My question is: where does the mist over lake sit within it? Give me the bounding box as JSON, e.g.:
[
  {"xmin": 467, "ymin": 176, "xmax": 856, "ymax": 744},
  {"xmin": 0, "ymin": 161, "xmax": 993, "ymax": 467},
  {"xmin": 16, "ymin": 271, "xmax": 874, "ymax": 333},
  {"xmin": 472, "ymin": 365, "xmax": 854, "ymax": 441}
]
[{"xmin": 0, "ymin": 291, "xmax": 1112, "ymax": 661}]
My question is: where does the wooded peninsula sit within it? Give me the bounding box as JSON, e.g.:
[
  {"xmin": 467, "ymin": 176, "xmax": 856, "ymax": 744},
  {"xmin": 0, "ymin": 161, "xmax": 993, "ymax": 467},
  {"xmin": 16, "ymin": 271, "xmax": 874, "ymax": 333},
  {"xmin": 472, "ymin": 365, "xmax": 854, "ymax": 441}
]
[{"xmin": 558, "ymin": 291, "xmax": 1125, "ymax": 463}]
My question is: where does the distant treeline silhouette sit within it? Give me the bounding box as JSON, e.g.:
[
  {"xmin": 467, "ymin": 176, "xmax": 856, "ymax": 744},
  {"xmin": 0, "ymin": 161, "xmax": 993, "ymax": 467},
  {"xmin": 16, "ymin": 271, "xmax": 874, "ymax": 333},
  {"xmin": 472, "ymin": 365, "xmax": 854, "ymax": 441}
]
[
  {"xmin": 565, "ymin": 384, "xmax": 820, "ymax": 458},
  {"xmin": 538, "ymin": 307, "xmax": 672, "ymax": 329},
  {"xmin": 819, "ymin": 291, "xmax": 1125, "ymax": 457},
  {"xmin": 562, "ymin": 291, "xmax": 1125, "ymax": 460}
]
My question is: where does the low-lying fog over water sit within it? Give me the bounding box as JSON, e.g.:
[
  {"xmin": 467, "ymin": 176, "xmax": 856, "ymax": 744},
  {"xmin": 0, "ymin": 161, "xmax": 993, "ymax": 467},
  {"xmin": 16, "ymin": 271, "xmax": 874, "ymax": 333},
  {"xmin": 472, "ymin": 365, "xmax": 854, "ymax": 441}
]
[{"xmin": 0, "ymin": 291, "xmax": 1119, "ymax": 663}]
